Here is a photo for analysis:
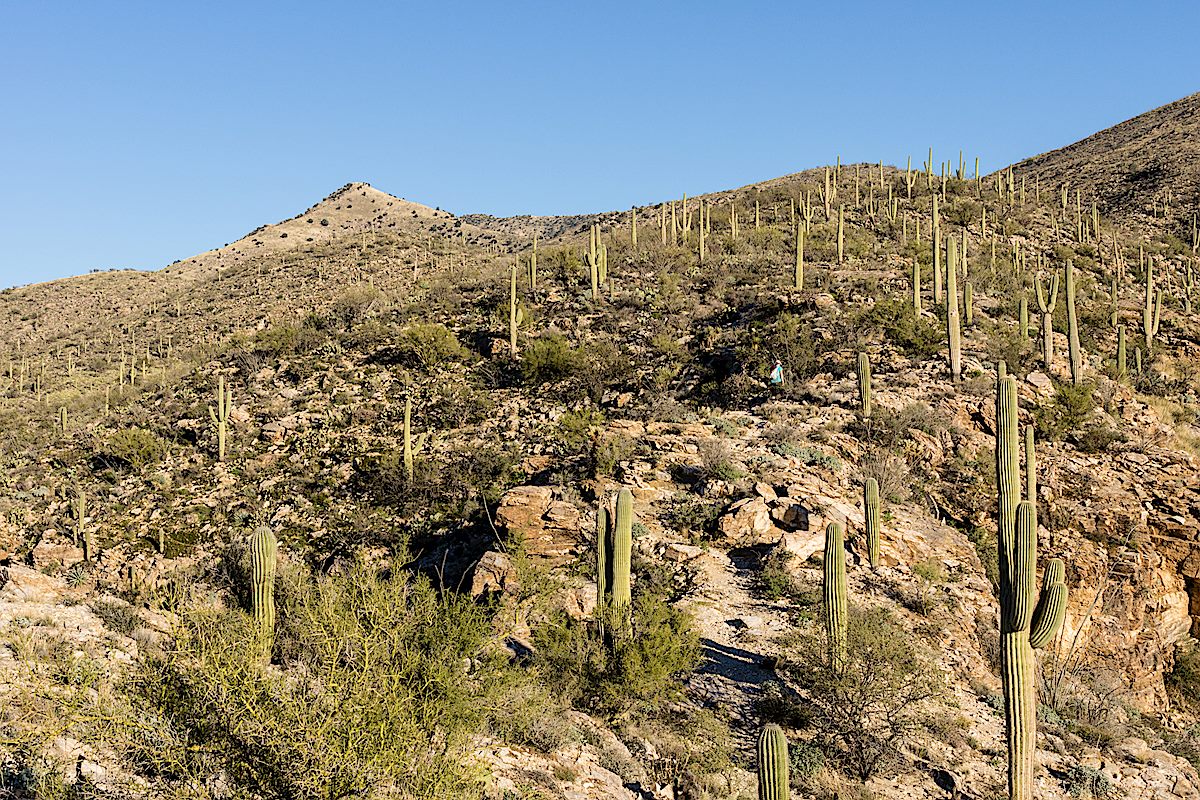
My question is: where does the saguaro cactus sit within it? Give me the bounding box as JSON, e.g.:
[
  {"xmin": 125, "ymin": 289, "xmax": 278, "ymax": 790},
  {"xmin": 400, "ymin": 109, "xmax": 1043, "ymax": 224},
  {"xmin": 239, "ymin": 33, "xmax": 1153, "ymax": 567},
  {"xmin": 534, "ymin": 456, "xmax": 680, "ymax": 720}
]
[
  {"xmin": 611, "ymin": 488, "xmax": 633, "ymax": 609},
  {"xmin": 932, "ymin": 196, "xmax": 943, "ymax": 304},
  {"xmin": 864, "ymin": 477, "xmax": 880, "ymax": 568},
  {"xmin": 837, "ymin": 205, "xmax": 845, "ymax": 264},
  {"xmin": 794, "ymin": 225, "xmax": 805, "ymax": 289},
  {"xmin": 757, "ymin": 724, "xmax": 790, "ymax": 800},
  {"xmin": 403, "ymin": 396, "xmax": 427, "ymax": 483},
  {"xmin": 857, "ymin": 352, "xmax": 872, "ymax": 417},
  {"xmin": 1116, "ymin": 325, "xmax": 1127, "ymax": 381},
  {"xmin": 249, "ymin": 526, "xmax": 277, "ymax": 656},
  {"xmin": 946, "ymin": 237, "xmax": 962, "ymax": 382},
  {"xmin": 209, "ymin": 375, "xmax": 232, "ymax": 461},
  {"xmin": 912, "ymin": 257, "xmax": 921, "ymax": 312},
  {"xmin": 995, "ymin": 374, "xmax": 1069, "ymax": 800},
  {"xmin": 1065, "ymin": 261, "xmax": 1082, "ymax": 385},
  {"xmin": 1036, "ymin": 273, "xmax": 1060, "ymax": 370},
  {"xmin": 823, "ymin": 521, "xmax": 847, "ymax": 671},
  {"xmin": 509, "ymin": 263, "xmax": 523, "ymax": 357},
  {"xmin": 1019, "ymin": 296, "xmax": 1029, "ymax": 339},
  {"xmin": 1143, "ymin": 259, "xmax": 1162, "ymax": 352},
  {"xmin": 596, "ymin": 503, "xmax": 609, "ymax": 600}
]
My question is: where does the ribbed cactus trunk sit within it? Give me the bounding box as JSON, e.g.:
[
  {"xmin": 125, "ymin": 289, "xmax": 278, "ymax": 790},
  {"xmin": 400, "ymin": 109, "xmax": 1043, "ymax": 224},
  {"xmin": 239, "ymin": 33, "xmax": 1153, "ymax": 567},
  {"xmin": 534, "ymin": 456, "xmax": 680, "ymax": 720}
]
[
  {"xmin": 932, "ymin": 196, "xmax": 943, "ymax": 304},
  {"xmin": 1116, "ymin": 325, "xmax": 1127, "ymax": 381},
  {"xmin": 946, "ymin": 237, "xmax": 962, "ymax": 382},
  {"xmin": 1036, "ymin": 274, "xmax": 1059, "ymax": 371},
  {"xmin": 836, "ymin": 206, "xmax": 845, "ymax": 264},
  {"xmin": 756, "ymin": 724, "xmax": 789, "ymax": 800},
  {"xmin": 864, "ymin": 478, "xmax": 880, "ymax": 568},
  {"xmin": 249, "ymin": 526, "xmax": 277, "ymax": 660},
  {"xmin": 610, "ymin": 489, "xmax": 633, "ymax": 611},
  {"xmin": 912, "ymin": 257, "xmax": 921, "ymax": 312},
  {"xmin": 996, "ymin": 375, "xmax": 1068, "ymax": 800},
  {"xmin": 794, "ymin": 225, "xmax": 805, "ymax": 289},
  {"xmin": 823, "ymin": 521, "xmax": 847, "ymax": 671},
  {"xmin": 857, "ymin": 352, "xmax": 872, "ymax": 418},
  {"xmin": 509, "ymin": 263, "xmax": 519, "ymax": 357},
  {"xmin": 404, "ymin": 396, "xmax": 415, "ymax": 482},
  {"xmin": 1019, "ymin": 296, "xmax": 1029, "ymax": 339},
  {"xmin": 209, "ymin": 375, "xmax": 231, "ymax": 461},
  {"xmin": 1065, "ymin": 261, "xmax": 1082, "ymax": 385}
]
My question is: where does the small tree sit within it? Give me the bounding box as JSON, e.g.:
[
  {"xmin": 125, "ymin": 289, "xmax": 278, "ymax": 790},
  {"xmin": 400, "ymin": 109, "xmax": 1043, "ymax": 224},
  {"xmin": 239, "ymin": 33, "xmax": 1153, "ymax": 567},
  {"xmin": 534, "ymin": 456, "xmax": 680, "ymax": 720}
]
[{"xmin": 782, "ymin": 605, "xmax": 941, "ymax": 780}]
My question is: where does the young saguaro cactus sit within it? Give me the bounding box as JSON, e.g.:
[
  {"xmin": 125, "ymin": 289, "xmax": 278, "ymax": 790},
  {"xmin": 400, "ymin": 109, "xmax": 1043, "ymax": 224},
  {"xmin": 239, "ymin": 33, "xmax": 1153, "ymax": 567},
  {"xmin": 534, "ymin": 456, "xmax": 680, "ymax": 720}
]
[
  {"xmin": 249, "ymin": 526, "xmax": 277, "ymax": 656},
  {"xmin": 1065, "ymin": 261, "xmax": 1082, "ymax": 385},
  {"xmin": 857, "ymin": 352, "xmax": 872, "ymax": 418},
  {"xmin": 403, "ymin": 396, "xmax": 427, "ymax": 483},
  {"xmin": 995, "ymin": 372, "xmax": 1069, "ymax": 800},
  {"xmin": 595, "ymin": 503, "xmax": 610, "ymax": 601},
  {"xmin": 209, "ymin": 375, "xmax": 232, "ymax": 461},
  {"xmin": 823, "ymin": 521, "xmax": 848, "ymax": 671},
  {"xmin": 756, "ymin": 723, "xmax": 790, "ymax": 800},
  {"xmin": 864, "ymin": 477, "xmax": 880, "ymax": 568}
]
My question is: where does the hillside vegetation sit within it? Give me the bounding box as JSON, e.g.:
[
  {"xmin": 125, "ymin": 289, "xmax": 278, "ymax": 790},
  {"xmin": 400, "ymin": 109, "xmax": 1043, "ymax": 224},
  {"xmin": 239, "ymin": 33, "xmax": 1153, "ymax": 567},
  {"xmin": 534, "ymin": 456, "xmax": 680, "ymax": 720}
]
[{"xmin": 1, "ymin": 96, "xmax": 1200, "ymax": 800}]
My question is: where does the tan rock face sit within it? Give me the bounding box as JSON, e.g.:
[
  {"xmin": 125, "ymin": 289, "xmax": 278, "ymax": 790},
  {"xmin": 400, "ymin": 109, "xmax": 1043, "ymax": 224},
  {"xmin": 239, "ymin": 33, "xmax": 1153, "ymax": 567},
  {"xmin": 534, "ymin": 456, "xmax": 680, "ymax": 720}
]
[
  {"xmin": 496, "ymin": 486, "xmax": 582, "ymax": 565},
  {"xmin": 716, "ymin": 497, "xmax": 775, "ymax": 544}
]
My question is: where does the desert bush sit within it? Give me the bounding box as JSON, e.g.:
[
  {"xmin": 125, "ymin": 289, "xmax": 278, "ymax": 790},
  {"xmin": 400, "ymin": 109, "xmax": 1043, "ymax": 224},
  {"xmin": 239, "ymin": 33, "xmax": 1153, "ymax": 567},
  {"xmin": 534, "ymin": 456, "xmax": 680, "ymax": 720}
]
[
  {"xmin": 331, "ymin": 284, "xmax": 387, "ymax": 328},
  {"xmin": 393, "ymin": 323, "xmax": 469, "ymax": 368},
  {"xmin": 130, "ymin": 560, "xmax": 545, "ymax": 799},
  {"xmin": 520, "ymin": 333, "xmax": 580, "ymax": 384},
  {"xmin": 533, "ymin": 593, "xmax": 701, "ymax": 715},
  {"xmin": 103, "ymin": 427, "xmax": 170, "ymax": 470},
  {"xmin": 781, "ymin": 606, "xmax": 942, "ymax": 780},
  {"xmin": 698, "ymin": 438, "xmax": 744, "ymax": 483},
  {"xmin": 1035, "ymin": 380, "xmax": 1098, "ymax": 441}
]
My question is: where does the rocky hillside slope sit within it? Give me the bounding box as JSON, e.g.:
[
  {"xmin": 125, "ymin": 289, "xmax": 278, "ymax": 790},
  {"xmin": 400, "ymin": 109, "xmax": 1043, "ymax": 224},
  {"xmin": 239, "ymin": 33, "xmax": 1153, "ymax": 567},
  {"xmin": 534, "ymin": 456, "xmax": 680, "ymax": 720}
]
[{"xmin": 1, "ymin": 94, "xmax": 1200, "ymax": 800}]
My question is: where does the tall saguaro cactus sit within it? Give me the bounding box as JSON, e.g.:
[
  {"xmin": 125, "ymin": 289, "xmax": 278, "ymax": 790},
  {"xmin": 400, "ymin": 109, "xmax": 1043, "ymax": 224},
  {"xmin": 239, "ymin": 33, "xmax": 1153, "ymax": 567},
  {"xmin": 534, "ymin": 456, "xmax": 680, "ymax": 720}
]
[
  {"xmin": 1035, "ymin": 273, "xmax": 1060, "ymax": 370},
  {"xmin": 823, "ymin": 521, "xmax": 847, "ymax": 671},
  {"xmin": 249, "ymin": 526, "xmax": 277, "ymax": 658},
  {"xmin": 209, "ymin": 375, "xmax": 232, "ymax": 461},
  {"xmin": 597, "ymin": 489, "xmax": 634, "ymax": 617},
  {"xmin": 864, "ymin": 478, "xmax": 880, "ymax": 568},
  {"xmin": 756, "ymin": 724, "xmax": 790, "ymax": 800},
  {"xmin": 857, "ymin": 352, "xmax": 872, "ymax": 418},
  {"xmin": 995, "ymin": 373, "xmax": 1069, "ymax": 800},
  {"xmin": 1065, "ymin": 261, "xmax": 1082, "ymax": 385},
  {"xmin": 794, "ymin": 225, "xmax": 805, "ymax": 289},
  {"xmin": 946, "ymin": 237, "xmax": 962, "ymax": 382}
]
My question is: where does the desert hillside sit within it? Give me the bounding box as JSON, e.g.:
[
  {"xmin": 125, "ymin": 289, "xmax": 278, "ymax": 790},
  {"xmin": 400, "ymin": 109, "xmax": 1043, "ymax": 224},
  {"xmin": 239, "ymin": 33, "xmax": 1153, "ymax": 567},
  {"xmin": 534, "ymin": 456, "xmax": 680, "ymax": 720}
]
[{"xmin": 1, "ymin": 94, "xmax": 1200, "ymax": 800}]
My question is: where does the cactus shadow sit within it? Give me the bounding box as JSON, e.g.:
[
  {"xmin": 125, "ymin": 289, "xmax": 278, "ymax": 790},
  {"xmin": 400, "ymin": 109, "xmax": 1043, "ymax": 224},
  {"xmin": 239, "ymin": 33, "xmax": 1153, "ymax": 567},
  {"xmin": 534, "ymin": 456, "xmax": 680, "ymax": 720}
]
[{"xmin": 699, "ymin": 637, "xmax": 774, "ymax": 686}]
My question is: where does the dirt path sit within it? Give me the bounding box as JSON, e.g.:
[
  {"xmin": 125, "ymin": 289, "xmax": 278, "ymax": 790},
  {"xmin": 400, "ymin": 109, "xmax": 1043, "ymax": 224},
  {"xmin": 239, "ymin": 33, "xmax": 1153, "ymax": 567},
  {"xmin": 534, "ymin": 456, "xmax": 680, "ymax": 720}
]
[{"xmin": 678, "ymin": 545, "xmax": 792, "ymax": 742}]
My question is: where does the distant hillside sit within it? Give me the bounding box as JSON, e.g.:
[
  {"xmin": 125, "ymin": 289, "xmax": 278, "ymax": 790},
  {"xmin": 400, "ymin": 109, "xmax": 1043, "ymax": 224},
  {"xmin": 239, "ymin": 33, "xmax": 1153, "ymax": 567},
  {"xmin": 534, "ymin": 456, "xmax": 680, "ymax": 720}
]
[{"xmin": 1011, "ymin": 92, "xmax": 1200, "ymax": 230}]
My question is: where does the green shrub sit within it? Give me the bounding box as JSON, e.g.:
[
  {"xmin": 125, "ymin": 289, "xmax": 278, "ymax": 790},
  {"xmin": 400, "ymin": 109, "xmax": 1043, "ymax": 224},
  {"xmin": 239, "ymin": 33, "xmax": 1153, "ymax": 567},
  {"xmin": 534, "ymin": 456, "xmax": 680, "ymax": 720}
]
[
  {"xmin": 104, "ymin": 427, "xmax": 169, "ymax": 469},
  {"xmin": 781, "ymin": 606, "xmax": 942, "ymax": 780},
  {"xmin": 520, "ymin": 333, "xmax": 580, "ymax": 384},
  {"xmin": 698, "ymin": 439, "xmax": 743, "ymax": 482},
  {"xmin": 394, "ymin": 323, "xmax": 469, "ymax": 368},
  {"xmin": 131, "ymin": 560, "xmax": 545, "ymax": 799},
  {"xmin": 90, "ymin": 599, "xmax": 143, "ymax": 636},
  {"xmin": 1035, "ymin": 380, "xmax": 1098, "ymax": 441},
  {"xmin": 533, "ymin": 593, "xmax": 701, "ymax": 714}
]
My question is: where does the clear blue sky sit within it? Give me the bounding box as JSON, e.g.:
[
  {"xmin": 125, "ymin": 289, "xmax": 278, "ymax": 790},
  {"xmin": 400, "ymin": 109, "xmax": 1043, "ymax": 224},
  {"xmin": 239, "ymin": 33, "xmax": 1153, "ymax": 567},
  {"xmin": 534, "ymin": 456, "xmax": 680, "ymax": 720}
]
[{"xmin": 2, "ymin": 1, "xmax": 1197, "ymax": 286}]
